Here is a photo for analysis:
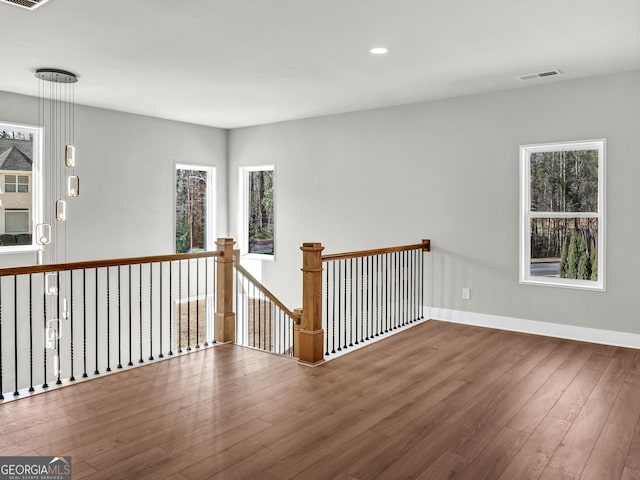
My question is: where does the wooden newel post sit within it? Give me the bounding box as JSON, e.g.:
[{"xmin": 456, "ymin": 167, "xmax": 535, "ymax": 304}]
[
  {"xmin": 215, "ymin": 238, "xmax": 236, "ymax": 343},
  {"xmin": 299, "ymin": 242, "xmax": 324, "ymax": 365},
  {"xmin": 292, "ymin": 308, "xmax": 302, "ymax": 359}
]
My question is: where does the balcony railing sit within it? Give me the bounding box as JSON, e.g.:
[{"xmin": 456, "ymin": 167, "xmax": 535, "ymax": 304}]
[
  {"xmin": 0, "ymin": 237, "xmax": 431, "ymax": 400},
  {"xmin": 321, "ymin": 241, "xmax": 430, "ymax": 358},
  {"xmin": 233, "ymin": 251, "xmax": 298, "ymax": 356},
  {"xmin": 0, "ymin": 250, "xmax": 220, "ymax": 400},
  {"xmin": 296, "ymin": 239, "xmax": 431, "ymax": 365}
]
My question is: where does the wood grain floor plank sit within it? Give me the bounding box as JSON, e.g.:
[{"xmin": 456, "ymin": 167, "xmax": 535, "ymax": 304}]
[
  {"xmin": 589, "ymin": 349, "xmax": 634, "ymax": 404},
  {"xmin": 84, "ymin": 447, "xmax": 166, "ymax": 480},
  {"xmin": 289, "ymin": 430, "xmax": 390, "ymax": 480},
  {"xmin": 512, "ymin": 342, "xmax": 577, "ymax": 394},
  {"xmin": 415, "ymin": 451, "xmax": 468, "ymax": 480},
  {"xmin": 608, "ymin": 374, "xmax": 640, "ymax": 427},
  {"xmin": 129, "ymin": 418, "xmax": 277, "ymax": 480},
  {"xmin": 328, "ymin": 473, "xmax": 361, "ymax": 480},
  {"xmin": 582, "ymin": 345, "xmax": 618, "ymax": 371},
  {"xmin": 68, "ymin": 461, "xmax": 98, "ymax": 480},
  {"xmin": 624, "ymin": 420, "xmax": 640, "ymax": 472},
  {"xmin": 368, "ymin": 378, "xmax": 469, "ymax": 438},
  {"xmin": 178, "ymin": 414, "xmax": 308, "ymax": 480},
  {"xmin": 580, "ymin": 422, "xmax": 634, "ymax": 480},
  {"xmin": 264, "ymin": 398, "xmax": 407, "ymax": 480},
  {"xmin": 538, "ymin": 466, "xmax": 576, "ymax": 480},
  {"xmin": 622, "ymin": 467, "xmax": 640, "ymax": 480},
  {"xmin": 448, "ymin": 389, "xmax": 532, "ymax": 460},
  {"xmin": 498, "ymin": 417, "xmax": 570, "ymax": 480},
  {"xmin": 508, "ymin": 372, "xmax": 573, "ymax": 433},
  {"xmin": 547, "ymin": 366, "xmax": 602, "ymax": 422},
  {"xmin": 348, "ymin": 419, "xmax": 467, "ymax": 480},
  {"xmin": 456, "ymin": 427, "xmax": 529, "ymax": 480},
  {"xmin": 546, "ymin": 396, "xmax": 611, "ymax": 477},
  {"xmin": 207, "ymin": 424, "xmax": 321, "ymax": 480},
  {"xmin": 503, "ymin": 338, "xmax": 560, "ymax": 380}
]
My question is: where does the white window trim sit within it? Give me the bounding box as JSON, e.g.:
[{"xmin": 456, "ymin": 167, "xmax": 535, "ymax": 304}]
[
  {"xmin": 519, "ymin": 139, "xmax": 606, "ymax": 291},
  {"xmin": 239, "ymin": 165, "xmax": 275, "ymax": 261},
  {"xmin": 0, "ymin": 121, "xmax": 43, "ymax": 254},
  {"xmin": 4, "ymin": 174, "xmax": 29, "ymax": 193},
  {"xmin": 173, "ymin": 163, "xmax": 216, "ymax": 253}
]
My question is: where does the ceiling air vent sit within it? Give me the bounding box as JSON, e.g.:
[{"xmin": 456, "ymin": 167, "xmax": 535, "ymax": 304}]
[
  {"xmin": 518, "ymin": 70, "xmax": 562, "ymax": 81},
  {"xmin": 0, "ymin": 0, "xmax": 51, "ymax": 10}
]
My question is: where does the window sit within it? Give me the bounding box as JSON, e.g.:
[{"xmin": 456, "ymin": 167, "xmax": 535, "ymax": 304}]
[
  {"xmin": 174, "ymin": 164, "xmax": 215, "ymax": 253},
  {"xmin": 240, "ymin": 166, "xmax": 274, "ymax": 258},
  {"xmin": 0, "ymin": 123, "xmax": 42, "ymax": 251},
  {"xmin": 5, "ymin": 175, "xmax": 29, "ymax": 193},
  {"xmin": 5, "ymin": 209, "xmax": 29, "ymax": 233},
  {"xmin": 520, "ymin": 139, "xmax": 605, "ymax": 290}
]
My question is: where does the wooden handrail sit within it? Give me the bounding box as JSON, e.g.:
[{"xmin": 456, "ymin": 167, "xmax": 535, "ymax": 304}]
[
  {"xmin": 0, "ymin": 250, "xmax": 223, "ymax": 277},
  {"xmin": 233, "ymin": 250, "xmax": 297, "ymax": 319},
  {"xmin": 321, "ymin": 239, "xmax": 431, "ymax": 262}
]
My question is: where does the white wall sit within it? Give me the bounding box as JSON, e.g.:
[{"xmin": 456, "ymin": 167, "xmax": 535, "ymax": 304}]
[
  {"xmin": 0, "ymin": 90, "xmax": 227, "ymax": 265},
  {"xmin": 228, "ymin": 70, "xmax": 640, "ymax": 335}
]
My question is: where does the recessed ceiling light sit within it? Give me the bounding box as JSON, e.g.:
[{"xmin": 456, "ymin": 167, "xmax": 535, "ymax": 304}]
[{"xmin": 369, "ymin": 47, "xmax": 389, "ymax": 55}]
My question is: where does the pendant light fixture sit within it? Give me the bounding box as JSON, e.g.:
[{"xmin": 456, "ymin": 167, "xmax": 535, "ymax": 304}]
[
  {"xmin": 35, "ymin": 67, "xmax": 80, "ymax": 380},
  {"xmin": 35, "ymin": 67, "xmax": 79, "ymax": 262}
]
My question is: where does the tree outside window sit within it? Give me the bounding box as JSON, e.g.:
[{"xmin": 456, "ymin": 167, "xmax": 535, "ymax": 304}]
[
  {"xmin": 241, "ymin": 166, "xmax": 274, "ymax": 257},
  {"xmin": 520, "ymin": 140, "xmax": 605, "ymax": 290},
  {"xmin": 175, "ymin": 165, "xmax": 214, "ymax": 254}
]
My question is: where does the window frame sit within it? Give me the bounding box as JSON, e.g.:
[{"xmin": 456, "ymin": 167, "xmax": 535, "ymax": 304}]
[
  {"xmin": 519, "ymin": 139, "xmax": 606, "ymax": 291},
  {"xmin": 173, "ymin": 163, "xmax": 216, "ymax": 254},
  {"xmin": 0, "ymin": 122, "xmax": 43, "ymax": 254},
  {"xmin": 239, "ymin": 165, "xmax": 275, "ymax": 260}
]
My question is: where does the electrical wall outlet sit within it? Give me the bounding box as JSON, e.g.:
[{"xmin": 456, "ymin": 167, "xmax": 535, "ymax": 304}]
[{"xmin": 462, "ymin": 288, "xmax": 470, "ymax": 300}]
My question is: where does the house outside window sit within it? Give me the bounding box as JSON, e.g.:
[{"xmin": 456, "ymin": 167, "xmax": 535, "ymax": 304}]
[
  {"xmin": 5, "ymin": 175, "xmax": 29, "ymax": 193},
  {"xmin": 5, "ymin": 209, "xmax": 29, "ymax": 233},
  {"xmin": 520, "ymin": 139, "xmax": 605, "ymax": 290},
  {"xmin": 0, "ymin": 123, "xmax": 41, "ymax": 249}
]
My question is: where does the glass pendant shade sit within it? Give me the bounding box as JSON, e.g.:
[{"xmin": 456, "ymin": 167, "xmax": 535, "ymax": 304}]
[
  {"xmin": 65, "ymin": 144, "xmax": 76, "ymax": 167},
  {"xmin": 45, "ymin": 272, "xmax": 58, "ymax": 295},
  {"xmin": 45, "ymin": 319, "xmax": 61, "ymax": 350},
  {"xmin": 53, "ymin": 354, "xmax": 60, "ymax": 375},
  {"xmin": 67, "ymin": 175, "xmax": 79, "ymax": 197},
  {"xmin": 56, "ymin": 200, "xmax": 66, "ymax": 221},
  {"xmin": 35, "ymin": 223, "xmax": 52, "ymax": 245}
]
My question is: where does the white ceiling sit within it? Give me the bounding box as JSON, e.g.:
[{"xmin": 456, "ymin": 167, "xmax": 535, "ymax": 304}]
[{"xmin": 1, "ymin": 0, "xmax": 639, "ymax": 129}]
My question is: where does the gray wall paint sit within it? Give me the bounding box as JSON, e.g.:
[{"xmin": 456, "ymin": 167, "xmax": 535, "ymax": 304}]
[
  {"xmin": 229, "ymin": 70, "xmax": 640, "ymax": 335},
  {"xmin": 0, "ymin": 90, "xmax": 227, "ymax": 264},
  {"xmin": 1, "ymin": 70, "xmax": 639, "ymax": 336}
]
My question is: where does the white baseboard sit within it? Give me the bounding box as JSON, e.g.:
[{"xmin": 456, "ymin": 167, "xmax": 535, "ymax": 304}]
[{"xmin": 428, "ymin": 307, "xmax": 640, "ymax": 350}]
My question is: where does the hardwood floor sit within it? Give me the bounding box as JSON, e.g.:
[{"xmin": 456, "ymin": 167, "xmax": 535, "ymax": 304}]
[{"xmin": 1, "ymin": 320, "xmax": 640, "ymax": 479}]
